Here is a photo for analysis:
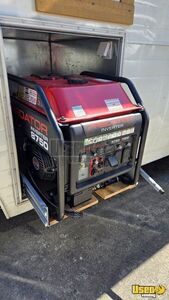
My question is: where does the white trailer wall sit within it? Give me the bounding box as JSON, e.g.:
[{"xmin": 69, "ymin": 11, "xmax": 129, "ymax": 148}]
[
  {"xmin": 123, "ymin": 0, "xmax": 169, "ymax": 164},
  {"xmin": 0, "ymin": 31, "xmax": 32, "ymax": 217}
]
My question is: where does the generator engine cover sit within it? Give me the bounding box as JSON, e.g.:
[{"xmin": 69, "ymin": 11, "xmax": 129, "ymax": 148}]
[{"xmin": 17, "ymin": 75, "xmax": 142, "ymax": 124}]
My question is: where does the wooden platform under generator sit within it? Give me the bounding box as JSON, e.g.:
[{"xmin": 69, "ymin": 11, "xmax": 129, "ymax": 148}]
[
  {"xmin": 93, "ymin": 181, "xmax": 135, "ymax": 200},
  {"xmin": 49, "ymin": 181, "xmax": 135, "ymax": 226}
]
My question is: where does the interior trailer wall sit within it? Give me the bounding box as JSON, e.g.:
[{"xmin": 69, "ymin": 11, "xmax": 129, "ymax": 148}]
[
  {"xmin": 51, "ymin": 38, "xmax": 120, "ymax": 76},
  {"xmin": 3, "ymin": 31, "xmax": 121, "ymax": 77},
  {"xmin": 4, "ymin": 39, "xmax": 51, "ymax": 76}
]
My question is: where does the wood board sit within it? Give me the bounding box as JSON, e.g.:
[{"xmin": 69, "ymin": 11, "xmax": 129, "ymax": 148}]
[
  {"xmin": 94, "ymin": 181, "xmax": 135, "ymax": 200},
  {"xmin": 35, "ymin": 0, "xmax": 135, "ymax": 25},
  {"xmin": 72, "ymin": 196, "xmax": 99, "ymax": 212},
  {"xmin": 49, "ymin": 182, "xmax": 135, "ymax": 225},
  {"xmin": 49, "ymin": 196, "xmax": 98, "ymax": 225}
]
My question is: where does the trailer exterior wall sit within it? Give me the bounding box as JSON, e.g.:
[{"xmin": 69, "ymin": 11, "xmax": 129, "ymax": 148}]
[
  {"xmin": 0, "ymin": 29, "xmax": 32, "ymax": 218},
  {"xmin": 123, "ymin": 0, "xmax": 169, "ymax": 164},
  {"xmin": 0, "ymin": 0, "xmax": 168, "ymax": 217}
]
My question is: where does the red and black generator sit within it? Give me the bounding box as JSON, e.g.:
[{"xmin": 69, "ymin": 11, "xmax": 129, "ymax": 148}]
[{"xmin": 9, "ymin": 71, "xmax": 149, "ymax": 224}]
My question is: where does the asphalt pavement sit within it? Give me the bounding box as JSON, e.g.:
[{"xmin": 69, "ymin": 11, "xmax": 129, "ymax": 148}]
[{"xmin": 1, "ymin": 157, "xmax": 169, "ymax": 300}]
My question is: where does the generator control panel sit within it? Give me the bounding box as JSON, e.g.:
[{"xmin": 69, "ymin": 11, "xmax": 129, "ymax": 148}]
[
  {"xmin": 80, "ymin": 136, "xmax": 133, "ymax": 179},
  {"xmin": 69, "ymin": 113, "xmax": 142, "ymax": 194}
]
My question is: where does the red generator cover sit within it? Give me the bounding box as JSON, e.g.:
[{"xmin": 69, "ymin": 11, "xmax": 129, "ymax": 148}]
[{"xmin": 18, "ymin": 75, "xmax": 142, "ymax": 124}]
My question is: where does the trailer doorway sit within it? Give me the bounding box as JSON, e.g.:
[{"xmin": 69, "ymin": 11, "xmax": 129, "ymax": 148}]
[{"xmin": 0, "ymin": 26, "xmax": 124, "ymax": 222}]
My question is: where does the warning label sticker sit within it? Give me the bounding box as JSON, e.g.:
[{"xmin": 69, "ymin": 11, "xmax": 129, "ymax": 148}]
[
  {"xmin": 105, "ymin": 98, "xmax": 123, "ymax": 112},
  {"xmin": 18, "ymin": 86, "xmax": 37, "ymax": 105},
  {"xmin": 72, "ymin": 105, "xmax": 86, "ymax": 117},
  {"xmin": 27, "ymin": 88, "xmax": 37, "ymax": 105}
]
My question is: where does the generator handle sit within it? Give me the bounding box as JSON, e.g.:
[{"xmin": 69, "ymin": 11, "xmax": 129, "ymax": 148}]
[
  {"xmin": 81, "ymin": 71, "xmax": 144, "ymax": 106},
  {"xmin": 81, "ymin": 71, "xmax": 149, "ymax": 184},
  {"xmin": 8, "ymin": 73, "xmax": 65, "ymax": 221}
]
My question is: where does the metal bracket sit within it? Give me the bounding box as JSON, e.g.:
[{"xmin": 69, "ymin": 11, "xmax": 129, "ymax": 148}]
[
  {"xmin": 22, "ymin": 174, "xmax": 50, "ymax": 226},
  {"xmin": 140, "ymin": 168, "xmax": 165, "ymax": 194}
]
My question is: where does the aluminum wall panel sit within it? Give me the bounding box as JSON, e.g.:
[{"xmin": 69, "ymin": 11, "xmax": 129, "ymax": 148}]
[
  {"xmin": 4, "ymin": 39, "xmax": 51, "ymax": 76},
  {"xmin": 51, "ymin": 39, "xmax": 118, "ymax": 76}
]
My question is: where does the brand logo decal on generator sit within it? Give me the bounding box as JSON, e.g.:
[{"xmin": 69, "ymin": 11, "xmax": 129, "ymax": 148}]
[
  {"xmin": 14, "ymin": 108, "xmax": 49, "ymax": 151},
  {"xmin": 9, "ymin": 72, "xmax": 149, "ymax": 225},
  {"xmin": 15, "ymin": 108, "xmax": 48, "ymax": 136}
]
